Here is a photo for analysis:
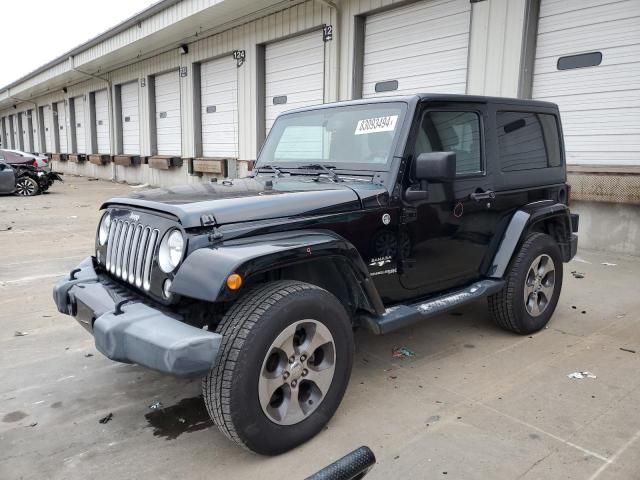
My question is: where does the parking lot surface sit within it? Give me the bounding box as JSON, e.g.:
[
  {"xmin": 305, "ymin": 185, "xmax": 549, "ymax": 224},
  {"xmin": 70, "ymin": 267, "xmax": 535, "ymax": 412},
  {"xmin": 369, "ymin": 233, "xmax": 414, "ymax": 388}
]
[{"xmin": 1, "ymin": 176, "xmax": 640, "ymax": 480}]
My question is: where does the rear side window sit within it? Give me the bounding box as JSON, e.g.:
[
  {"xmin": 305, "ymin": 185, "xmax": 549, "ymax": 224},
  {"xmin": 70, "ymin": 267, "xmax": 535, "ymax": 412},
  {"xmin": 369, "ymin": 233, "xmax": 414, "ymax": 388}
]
[{"xmin": 497, "ymin": 112, "xmax": 562, "ymax": 172}]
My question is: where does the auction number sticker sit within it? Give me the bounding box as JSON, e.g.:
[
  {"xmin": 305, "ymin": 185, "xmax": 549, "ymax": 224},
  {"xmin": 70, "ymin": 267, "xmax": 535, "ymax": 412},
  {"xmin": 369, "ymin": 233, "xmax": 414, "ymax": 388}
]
[{"xmin": 354, "ymin": 115, "xmax": 398, "ymax": 135}]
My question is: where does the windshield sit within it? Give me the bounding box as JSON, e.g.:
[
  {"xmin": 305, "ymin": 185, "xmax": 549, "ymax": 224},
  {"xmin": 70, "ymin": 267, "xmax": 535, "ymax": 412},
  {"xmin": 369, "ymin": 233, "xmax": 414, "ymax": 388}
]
[{"xmin": 258, "ymin": 102, "xmax": 406, "ymax": 171}]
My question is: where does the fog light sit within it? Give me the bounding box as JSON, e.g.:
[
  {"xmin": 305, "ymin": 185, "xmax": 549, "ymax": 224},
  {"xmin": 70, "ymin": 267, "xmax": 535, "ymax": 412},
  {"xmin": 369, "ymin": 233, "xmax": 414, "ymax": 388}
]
[
  {"xmin": 163, "ymin": 279, "xmax": 173, "ymax": 299},
  {"xmin": 226, "ymin": 273, "xmax": 243, "ymax": 290}
]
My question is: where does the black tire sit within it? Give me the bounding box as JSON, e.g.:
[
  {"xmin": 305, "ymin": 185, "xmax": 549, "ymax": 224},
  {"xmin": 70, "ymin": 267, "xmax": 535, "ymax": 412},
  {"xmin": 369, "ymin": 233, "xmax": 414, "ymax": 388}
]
[
  {"xmin": 488, "ymin": 232, "xmax": 563, "ymax": 334},
  {"xmin": 14, "ymin": 176, "xmax": 39, "ymax": 196},
  {"xmin": 203, "ymin": 280, "xmax": 354, "ymax": 455}
]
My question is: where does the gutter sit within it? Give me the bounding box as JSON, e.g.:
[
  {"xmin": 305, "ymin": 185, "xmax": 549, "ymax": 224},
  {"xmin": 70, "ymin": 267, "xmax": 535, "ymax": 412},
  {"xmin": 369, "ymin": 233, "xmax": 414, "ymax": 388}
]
[{"xmin": 70, "ymin": 58, "xmax": 117, "ymax": 182}]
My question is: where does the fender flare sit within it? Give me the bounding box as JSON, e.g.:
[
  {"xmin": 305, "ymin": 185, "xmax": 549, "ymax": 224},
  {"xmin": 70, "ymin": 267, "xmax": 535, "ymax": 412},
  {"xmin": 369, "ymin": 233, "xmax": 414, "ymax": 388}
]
[
  {"xmin": 488, "ymin": 201, "xmax": 573, "ymax": 278},
  {"xmin": 171, "ymin": 229, "xmax": 385, "ymax": 314}
]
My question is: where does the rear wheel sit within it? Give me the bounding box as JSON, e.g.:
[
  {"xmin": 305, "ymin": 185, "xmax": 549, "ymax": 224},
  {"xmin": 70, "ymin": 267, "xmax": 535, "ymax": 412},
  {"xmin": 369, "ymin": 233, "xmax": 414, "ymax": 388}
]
[
  {"xmin": 488, "ymin": 233, "xmax": 563, "ymax": 334},
  {"xmin": 14, "ymin": 176, "xmax": 39, "ymax": 196},
  {"xmin": 203, "ymin": 280, "xmax": 354, "ymax": 455}
]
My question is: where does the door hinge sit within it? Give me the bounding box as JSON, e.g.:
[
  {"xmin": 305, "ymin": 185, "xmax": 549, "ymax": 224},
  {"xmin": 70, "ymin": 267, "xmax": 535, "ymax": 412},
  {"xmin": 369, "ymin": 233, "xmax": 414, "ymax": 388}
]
[{"xmin": 401, "ymin": 208, "xmax": 417, "ymax": 224}]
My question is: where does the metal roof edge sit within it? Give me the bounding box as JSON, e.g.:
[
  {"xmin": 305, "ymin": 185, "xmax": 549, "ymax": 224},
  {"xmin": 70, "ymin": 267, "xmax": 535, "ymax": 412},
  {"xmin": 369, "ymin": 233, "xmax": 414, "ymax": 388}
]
[{"xmin": 0, "ymin": 0, "xmax": 182, "ymax": 93}]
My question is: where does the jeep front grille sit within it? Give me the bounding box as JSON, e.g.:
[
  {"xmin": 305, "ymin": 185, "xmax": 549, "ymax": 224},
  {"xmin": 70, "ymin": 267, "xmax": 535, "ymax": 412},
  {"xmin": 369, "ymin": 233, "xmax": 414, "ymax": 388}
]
[{"xmin": 105, "ymin": 220, "xmax": 159, "ymax": 291}]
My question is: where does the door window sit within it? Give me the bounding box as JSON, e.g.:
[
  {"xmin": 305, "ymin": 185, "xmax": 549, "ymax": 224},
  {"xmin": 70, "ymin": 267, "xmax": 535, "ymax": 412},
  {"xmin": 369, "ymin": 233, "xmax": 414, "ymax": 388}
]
[{"xmin": 414, "ymin": 111, "xmax": 482, "ymax": 175}]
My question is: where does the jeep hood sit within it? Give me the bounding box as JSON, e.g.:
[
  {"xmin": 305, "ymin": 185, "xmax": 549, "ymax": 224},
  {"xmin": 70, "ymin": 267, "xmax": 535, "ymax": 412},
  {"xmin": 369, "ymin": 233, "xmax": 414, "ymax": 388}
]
[{"xmin": 102, "ymin": 177, "xmax": 385, "ymax": 228}]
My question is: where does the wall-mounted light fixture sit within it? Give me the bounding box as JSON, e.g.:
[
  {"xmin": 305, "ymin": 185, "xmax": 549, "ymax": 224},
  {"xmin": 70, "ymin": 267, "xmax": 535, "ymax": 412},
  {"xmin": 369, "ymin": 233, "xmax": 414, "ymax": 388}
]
[{"xmin": 179, "ymin": 44, "xmax": 189, "ymax": 55}]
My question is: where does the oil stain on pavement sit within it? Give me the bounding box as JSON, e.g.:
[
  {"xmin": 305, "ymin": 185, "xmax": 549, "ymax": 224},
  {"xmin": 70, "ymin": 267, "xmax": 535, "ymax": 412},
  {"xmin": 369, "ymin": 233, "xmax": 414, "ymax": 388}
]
[{"xmin": 145, "ymin": 395, "xmax": 213, "ymax": 440}]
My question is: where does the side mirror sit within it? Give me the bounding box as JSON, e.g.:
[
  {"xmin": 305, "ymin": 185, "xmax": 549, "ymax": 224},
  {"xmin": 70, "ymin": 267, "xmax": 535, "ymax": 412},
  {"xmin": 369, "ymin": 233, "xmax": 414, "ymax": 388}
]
[
  {"xmin": 415, "ymin": 151, "xmax": 456, "ymax": 181},
  {"xmin": 405, "ymin": 152, "xmax": 456, "ymax": 202}
]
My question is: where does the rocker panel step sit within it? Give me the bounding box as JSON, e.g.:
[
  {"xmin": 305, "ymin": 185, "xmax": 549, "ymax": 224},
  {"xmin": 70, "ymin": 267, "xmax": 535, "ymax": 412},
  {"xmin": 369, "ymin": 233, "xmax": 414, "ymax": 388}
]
[{"xmin": 361, "ymin": 279, "xmax": 505, "ymax": 335}]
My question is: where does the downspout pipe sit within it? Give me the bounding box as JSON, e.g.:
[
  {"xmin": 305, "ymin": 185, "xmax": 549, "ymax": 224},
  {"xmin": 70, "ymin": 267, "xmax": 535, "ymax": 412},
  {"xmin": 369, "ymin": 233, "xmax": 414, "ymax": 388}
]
[
  {"xmin": 69, "ymin": 56, "xmax": 117, "ymax": 182},
  {"xmin": 316, "ymin": 0, "xmax": 341, "ymax": 101}
]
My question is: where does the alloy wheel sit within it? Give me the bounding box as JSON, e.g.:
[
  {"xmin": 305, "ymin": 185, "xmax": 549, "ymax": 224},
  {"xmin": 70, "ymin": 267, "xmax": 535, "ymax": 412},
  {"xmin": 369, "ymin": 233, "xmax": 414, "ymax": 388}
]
[
  {"xmin": 258, "ymin": 319, "xmax": 336, "ymax": 425},
  {"xmin": 15, "ymin": 178, "xmax": 37, "ymax": 196},
  {"xmin": 523, "ymin": 254, "xmax": 556, "ymax": 317}
]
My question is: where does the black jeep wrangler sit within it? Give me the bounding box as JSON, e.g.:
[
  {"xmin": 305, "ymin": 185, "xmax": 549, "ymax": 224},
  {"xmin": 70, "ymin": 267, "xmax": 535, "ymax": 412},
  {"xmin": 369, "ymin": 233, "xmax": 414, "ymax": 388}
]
[{"xmin": 54, "ymin": 94, "xmax": 578, "ymax": 455}]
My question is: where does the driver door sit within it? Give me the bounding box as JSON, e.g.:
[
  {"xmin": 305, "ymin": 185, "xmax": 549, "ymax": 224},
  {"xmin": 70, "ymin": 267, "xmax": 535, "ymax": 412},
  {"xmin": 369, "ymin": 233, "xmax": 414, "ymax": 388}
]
[
  {"xmin": 400, "ymin": 102, "xmax": 501, "ymax": 294},
  {"xmin": 0, "ymin": 161, "xmax": 16, "ymax": 194}
]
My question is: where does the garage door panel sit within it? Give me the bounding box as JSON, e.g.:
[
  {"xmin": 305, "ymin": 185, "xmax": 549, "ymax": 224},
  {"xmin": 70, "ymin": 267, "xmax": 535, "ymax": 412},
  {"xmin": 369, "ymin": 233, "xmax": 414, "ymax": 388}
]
[
  {"xmin": 43, "ymin": 106, "xmax": 52, "ymax": 152},
  {"xmin": 534, "ymin": 43, "xmax": 640, "ymax": 74},
  {"xmin": 533, "ymin": 1, "xmax": 639, "ymax": 166},
  {"xmin": 538, "ymin": 0, "xmax": 636, "ymax": 34},
  {"xmin": 540, "ymin": 91, "xmax": 640, "ymax": 111},
  {"xmin": 265, "ymin": 31, "xmax": 325, "ymax": 133},
  {"xmin": 363, "ymin": 0, "xmax": 470, "ymax": 99},
  {"xmin": 20, "ymin": 112, "xmax": 31, "ymax": 152},
  {"xmin": 533, "ymin": 63, "xmax": 640, "ymax": 97},
  {"xmin": 155, "ymin": 71, "xmax": 181, "ymax": 156},
  {"xmin": 94, "ymin": 90, "xmax": 110, "ymax": 154},
  {"xmin": 365, "ymin": 13, "xmax": 470, "ymax": 51},
  {"xmin": 536, "ymin": 17, "xmax": 640, "ymax": 58},
  {"xmin": 121, "ymin": 82, "xmax": 140, "ymax": 155},
  {"xmin": 74, "ymin": 97, "xmax": 86, "ymax": 154},
  {"xmin": 365, "ymin": 0, "xmax": 468, "ymax": 34}
]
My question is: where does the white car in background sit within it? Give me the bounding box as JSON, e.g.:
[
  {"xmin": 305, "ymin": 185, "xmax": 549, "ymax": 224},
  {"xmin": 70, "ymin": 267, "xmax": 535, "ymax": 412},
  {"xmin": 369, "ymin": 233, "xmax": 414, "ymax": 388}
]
[{"xmin": 2, "ymin": 149, "xmax": 50, "ymax": 170}]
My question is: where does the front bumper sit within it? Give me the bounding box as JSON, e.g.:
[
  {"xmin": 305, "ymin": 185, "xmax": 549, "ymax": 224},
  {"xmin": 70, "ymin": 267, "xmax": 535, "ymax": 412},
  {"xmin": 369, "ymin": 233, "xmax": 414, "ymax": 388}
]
[{"xmin": 53, "ymin": 257, "xmax": 222, "ymax": 377}]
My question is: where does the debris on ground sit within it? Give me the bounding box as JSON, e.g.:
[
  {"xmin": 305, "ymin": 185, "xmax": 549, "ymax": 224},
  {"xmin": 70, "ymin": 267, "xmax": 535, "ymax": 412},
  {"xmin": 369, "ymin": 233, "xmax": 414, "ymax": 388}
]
[
  {"xmin": 84, "ymin": 353, "xmax": 94, "ymax": 358},
  {"xmin": 148, "ymin": 401, "xmax": 163, "ymax": 410},
  {"xmin": 0, "ymin": 226, "xmax": 12, "ymax": 231},
  {"xmin": 620, "ymin": 347, "xmax": 636, "ymax": 354},
  {"xmin": 601, "ymin": 262, "xmax": 617, "ymax": 267},
  {"xmin": 392, "ymin": 346, "xmax": 416, "ymax": 358},
  {"xmin": 14, "ymin": 331, "xmax": 28, "ymax": 337},
  {"xmin": 87, "ymin": 177, "xmax": 99, "ymax": 181},
  {"xmin": 130, "ymin": 183, "xmax": 150, "ymax": 189},
  {"xmin": 567, "ymin": 371, "xmax": 597, "ymax": 380},
  {"xmin": 571, "ymin": 271, "xmax": 585, "ymax": 279},
  {"xmin": 617, "ymin": 314, "xmax": 627, "ymax": 319},
  {"xmin": 573, "ymin": 256, "xmax": 592, "ymax": 264},
  {"xmin": 99, "ymin": 413, "xmax": 113, "ymax": 424},
  {"xmin": 27, "ymin": 422, "xmax": 38, "ymax": 428}
]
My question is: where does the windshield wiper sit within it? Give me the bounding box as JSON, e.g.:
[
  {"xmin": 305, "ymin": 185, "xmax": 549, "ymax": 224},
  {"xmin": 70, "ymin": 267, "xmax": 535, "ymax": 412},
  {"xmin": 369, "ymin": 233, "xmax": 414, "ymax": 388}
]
[
  {"xmin": 298, "ymin": 164, "xmax": 341, "ymax": 182},
  {"xmin": 255, "ymin": 164, "xmax": 283, "ymax": 177}
]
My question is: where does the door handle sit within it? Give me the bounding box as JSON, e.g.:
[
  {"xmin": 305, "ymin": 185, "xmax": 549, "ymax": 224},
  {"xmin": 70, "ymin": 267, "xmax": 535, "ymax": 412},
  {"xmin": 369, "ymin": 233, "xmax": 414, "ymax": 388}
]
[{"xmin": 469, "ymin": 190, "xmax": 495, "ymax": 202}]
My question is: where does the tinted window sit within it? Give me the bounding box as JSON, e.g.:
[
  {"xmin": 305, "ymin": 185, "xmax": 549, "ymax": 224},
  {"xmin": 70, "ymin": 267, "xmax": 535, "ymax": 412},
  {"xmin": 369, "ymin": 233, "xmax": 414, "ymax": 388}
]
[
  {"xmin": 497, "ymin": 112, "xmax": 562, "ymax": 172},
  {"xmin": 557, "ymin": 52, "xmax": 602, "ymax": 70},
  {"xmin": 414, "ymin": 111, "xmax": 482, "ymax": 175}
]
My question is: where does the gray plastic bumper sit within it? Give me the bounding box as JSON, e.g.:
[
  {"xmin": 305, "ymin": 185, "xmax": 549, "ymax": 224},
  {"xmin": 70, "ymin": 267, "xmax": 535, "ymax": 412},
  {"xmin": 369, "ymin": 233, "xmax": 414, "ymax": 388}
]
[{"xmin": 53, "ymin": 257, "xmax": 222, "ymax": 377}]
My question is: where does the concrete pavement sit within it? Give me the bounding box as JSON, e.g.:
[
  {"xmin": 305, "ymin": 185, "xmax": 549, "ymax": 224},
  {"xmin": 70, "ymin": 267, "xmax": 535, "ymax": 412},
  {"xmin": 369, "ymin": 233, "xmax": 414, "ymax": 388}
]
[{"xmin": 1, "ymin": 176, "xmax": 640, "ymax": 479}]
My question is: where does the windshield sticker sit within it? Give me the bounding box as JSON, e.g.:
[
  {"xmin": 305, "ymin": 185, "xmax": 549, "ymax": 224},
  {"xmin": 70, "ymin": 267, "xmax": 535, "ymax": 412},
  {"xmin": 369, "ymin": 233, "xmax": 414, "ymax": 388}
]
[{"xmin": 354, "ymin": 115, "xmax": 398, "ymax": 135}]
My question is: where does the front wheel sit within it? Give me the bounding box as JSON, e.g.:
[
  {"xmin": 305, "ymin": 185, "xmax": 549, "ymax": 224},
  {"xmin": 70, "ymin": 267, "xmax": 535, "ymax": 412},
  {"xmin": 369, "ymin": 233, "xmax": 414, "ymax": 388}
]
[
  {"xmin": 14, "ymin": 176, "xmax": 39, "ymax": 196},
  {"xmin": 203, "ymin": 280, "xmax": 354, "ymax": 455},
  {"xmin": 488, "ymin": 232, "xmax": 563, "ymax": 334}
]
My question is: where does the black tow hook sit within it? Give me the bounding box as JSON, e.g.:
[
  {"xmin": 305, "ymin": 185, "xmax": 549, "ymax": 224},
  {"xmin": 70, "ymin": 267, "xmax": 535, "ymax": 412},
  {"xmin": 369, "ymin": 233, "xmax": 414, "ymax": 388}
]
[
  {"xmin": 113, "ymin": 299, "xmax": 136, "ymax": 316},
  {"xmin": 69, "ymin": 268, "xmax": 82, "ymax": 280}
]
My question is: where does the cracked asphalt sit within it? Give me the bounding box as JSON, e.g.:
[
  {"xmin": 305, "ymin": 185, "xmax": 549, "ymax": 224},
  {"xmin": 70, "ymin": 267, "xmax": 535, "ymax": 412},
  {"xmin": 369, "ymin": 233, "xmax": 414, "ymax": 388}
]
[{"xmin": 2, "ymin": 176, "xmax": 640, "ymax": 479}]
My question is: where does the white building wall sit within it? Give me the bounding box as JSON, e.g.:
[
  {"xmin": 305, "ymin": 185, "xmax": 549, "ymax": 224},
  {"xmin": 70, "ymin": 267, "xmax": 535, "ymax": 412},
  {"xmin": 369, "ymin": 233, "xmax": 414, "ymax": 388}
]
[{"xmin": 0, "ymin": 0, "xmax": 530, "ymax": 185}]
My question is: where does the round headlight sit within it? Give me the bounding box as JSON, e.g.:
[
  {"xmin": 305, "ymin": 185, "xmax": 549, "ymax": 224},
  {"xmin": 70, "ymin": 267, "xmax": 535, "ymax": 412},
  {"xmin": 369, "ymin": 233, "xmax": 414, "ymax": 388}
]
[
  {"xmin": 98, "ymin": 212, "xmax": 111, "ymax": 246},
  {"xmin": 159, "ymin": 229, "xmax": 185, "ymax": 273}
]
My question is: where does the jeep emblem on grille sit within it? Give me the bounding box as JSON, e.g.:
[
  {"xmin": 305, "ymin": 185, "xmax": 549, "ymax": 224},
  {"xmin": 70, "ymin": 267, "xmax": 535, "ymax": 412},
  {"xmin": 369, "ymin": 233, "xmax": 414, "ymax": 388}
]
[{"xmin": 129, "ymin": 213, "xmax": 140, "ymax": 222}]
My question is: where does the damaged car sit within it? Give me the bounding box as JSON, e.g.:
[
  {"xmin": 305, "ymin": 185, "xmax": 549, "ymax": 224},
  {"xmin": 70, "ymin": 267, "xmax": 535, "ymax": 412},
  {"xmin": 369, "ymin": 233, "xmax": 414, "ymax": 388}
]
[
  {"xmin": 54, "ymin": 94, "xmax": 579, "ymax": 455},
  {"xmin": 0, "ymin": 159, "xmax": 62, "ymax": 196}
]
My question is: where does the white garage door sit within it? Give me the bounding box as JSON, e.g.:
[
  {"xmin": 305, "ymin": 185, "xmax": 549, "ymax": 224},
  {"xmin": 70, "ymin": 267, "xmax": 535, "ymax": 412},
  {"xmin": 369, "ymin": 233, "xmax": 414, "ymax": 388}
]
[
  {"xmin": 201, "ymin": 57, "xmax": 238, "ymax": 157},
  {"xmin": 94, "ymin": 90, "xmax": 111, "ymax": 154},
  {"xmin": 55, "ymin": 101, "xmax": 69, "ymax": 153},
  {"xmin": 154, "ymin": 71, "xmax": 181, "ymax": 156},
  {"xmin": 10, "ymin": 115, "xmax": 18, "ymax": 149},
  {"xmin": 532, "ymin": 0, "xmax": 640, "ymax": 166},
  {"xmin": 21, "ymin": 111, "xmax": 31, "ymax": 152},
  {"xmin": 362, "ymin": 0, "xmax": 471, "ymax": 98},
  {"xmin": 43, "ymin": 105, "xmax": 53, "ymax": 152},
  {"xmin": 265, "ymin": 30, "xmax": 325, "ymax": 133},
  {"xmin": 121, "ymin": 82, "xmax": 140, "ymax": 155},
  {"xmin": 73, "ymin": 97, "xmax": 86, "ymax": 154},
  {"xmin": 94, "ymin": 90, "xmax": 110, "ymax": 154}
]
